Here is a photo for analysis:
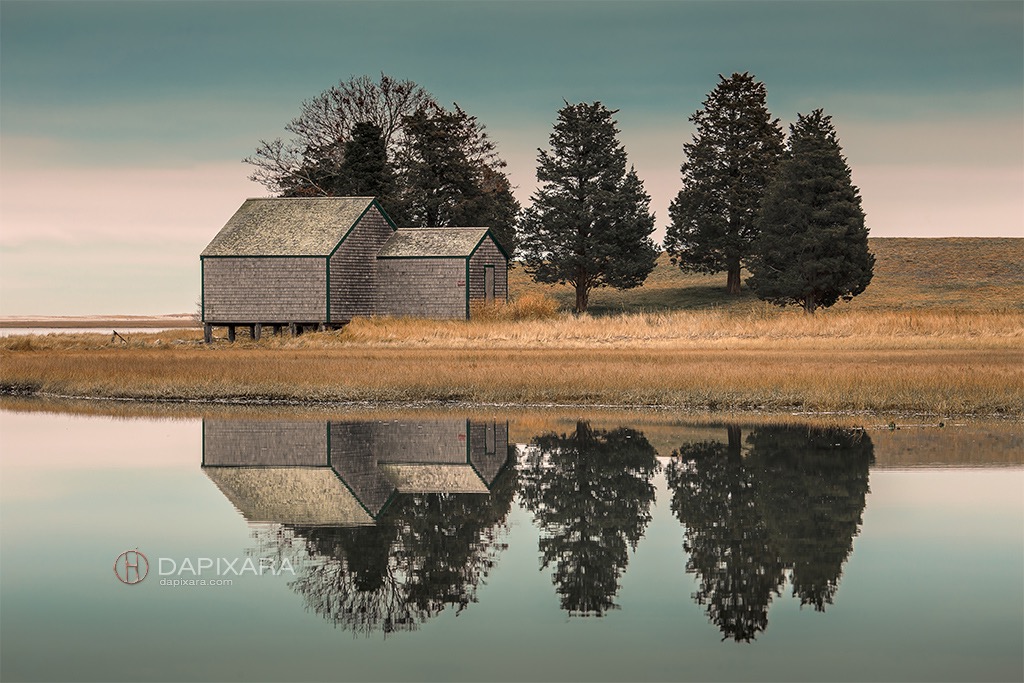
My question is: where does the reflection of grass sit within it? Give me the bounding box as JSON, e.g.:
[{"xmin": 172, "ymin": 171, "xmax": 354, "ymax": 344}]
[{"xmin": 1, "ymin": 238, "xmax": 1021, "ymax": 416}]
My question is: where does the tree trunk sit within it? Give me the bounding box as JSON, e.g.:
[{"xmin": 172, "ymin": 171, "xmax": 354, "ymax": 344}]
[
  {"xmin": 575, "ymin": 281, "xmax": 589, "ymax": 314},
  {"xmin": 803, "ymin": 295, "xmax": 817, "ymax": 315},
  {"xmin": 727, "ymin": 425, "xmax": 742, "ymax": 458},
  {"xmin": 726, "ymin": 259, "xmax": 742, "ymax": 295}
]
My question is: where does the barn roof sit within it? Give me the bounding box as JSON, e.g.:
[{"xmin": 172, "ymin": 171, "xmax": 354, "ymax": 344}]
[
  {"xmin": 377, "ymin": 227, "xmax": 493, "ymax": 258},
  {"xmin": 201, "ymin": 197, "xmax": 379, "ymax": 257},
  {"xmin": 203, "ymin": 467, "xmax": 378, "ymax": 526}
]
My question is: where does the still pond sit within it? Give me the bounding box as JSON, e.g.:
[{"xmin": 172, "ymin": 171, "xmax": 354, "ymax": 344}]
[{"xmin": 0, "ymin": 408, "xmax": 1021, "ymax": 682}]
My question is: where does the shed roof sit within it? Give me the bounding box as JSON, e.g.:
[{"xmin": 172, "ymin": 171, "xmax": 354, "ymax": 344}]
[
  {"xmin": 380, "ymin": 464, "xmax": 490, "ymax": 494},
  {"xmin": 201, "ymin": 197, "xmax": 378, "ymax": 257},
  {"xmin": 377, "ymin": 227, "xmax": 492, "ymax": 258}
]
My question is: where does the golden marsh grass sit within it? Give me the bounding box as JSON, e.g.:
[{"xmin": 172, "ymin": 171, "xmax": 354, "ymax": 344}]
[{"xmin": 2, "ymin": 239, "xmax": 1021, "ymax": 415}]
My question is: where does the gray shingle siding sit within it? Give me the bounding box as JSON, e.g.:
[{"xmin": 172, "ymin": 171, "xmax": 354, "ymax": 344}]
[
  {"xmin": 468, "ymin": 421, "xmax": 510, "ymax": 486},
  {"xmin": 375, "ymin": 258, "xmax": 468, "ymax": 319},
  {"xmin": 203, "ymin": 421, "xmax": 328, "ymax": 467},
  {"xmin": 201, "ymin": 198, "xmax": 508, "ymax": 325},
  {"xmin": 329, "ymin": 206, "xmax": 395, "ymax": 321},
  {"xmin": 203, "ymin": 257, "xmax": 326, "ymax": 322},
  {"xmin": 468, "ymin": 236, "xmax": 508, "ymax": 303}
]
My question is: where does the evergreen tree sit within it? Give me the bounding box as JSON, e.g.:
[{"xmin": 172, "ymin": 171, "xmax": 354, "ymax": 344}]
[
  {"xmin": 334, "ymin": 122, "xmax": 396, "ymax": 203},
  {"xmin": 664, "ymin": 73, "xmax": 784, "ymax": 294},
  {"xmin": 394, "ymin": 105, "xmax": 520, "ymax": 251},
  {"xmin": 748, "ymin": 109, "xmax": 875, "ymax": 313},
  {"xmin": 519, "ymin": 101, "xmax": 658, "ymax": 313}
]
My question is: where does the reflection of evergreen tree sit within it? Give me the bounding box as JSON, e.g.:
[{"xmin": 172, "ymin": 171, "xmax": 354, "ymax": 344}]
[
  {"xmin": 253, "ymin": 448, "xmax": 518, "ymax": 636},
  {"xmin": 667, "ymin": 427, "xmax": 784, "ymax": 642},
  {"xmin": 667, "ymin": 425, "xmax": 873, "ymax": 641},
  {"xmin": 746, "ymin": 426, "xmax": 874, "ymax": 610},
  {"xmin": 519, "ymin": 422, "xmax": 658, "ymax": 616}
]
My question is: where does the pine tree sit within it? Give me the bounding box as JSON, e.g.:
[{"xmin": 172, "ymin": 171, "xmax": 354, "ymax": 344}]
[
  {"xmin": 748, "ymin": 109, "xmax": 875, "ymax": 313},
  {"xmin": 664, "ymin": 73, "xmax": 784, "ymax": 294},
  {"xmin": 394, "ymin": 105, "xmax": 520, "ymax": 251},
  {"xmin": 519, "ymin": 101, "xmax": 658, "ymax": 313},
  {"xmin": 334, "ymin": 122, "xmax": 396, "ymax": 202}
]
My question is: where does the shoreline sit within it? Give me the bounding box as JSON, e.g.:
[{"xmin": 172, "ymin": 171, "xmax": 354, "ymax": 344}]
[
  {"xmin": 0, "ymin": 316, "xmax": 196, "ymax": 329},
  {"xmin": 3, "ymin": 390, "xmax": 1019, "ymax": 432}
]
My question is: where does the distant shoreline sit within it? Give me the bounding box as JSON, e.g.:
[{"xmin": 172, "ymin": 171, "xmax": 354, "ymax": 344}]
[{"xmin": 0, "ymin": 316, "xmax": 197, "ymax": 329}]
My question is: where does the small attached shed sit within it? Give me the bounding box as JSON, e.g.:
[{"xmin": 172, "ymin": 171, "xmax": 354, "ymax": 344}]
[{"xmin": 376, "ymin": 227, "xmax": 509, "ymax": 319}]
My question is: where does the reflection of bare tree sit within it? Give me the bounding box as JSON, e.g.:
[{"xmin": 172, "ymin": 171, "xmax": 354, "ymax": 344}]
[
  {"xmin": 250, "ymin": 450, "xmax": 517, "ymax": 636},
  {"xmin": 519, "ymin": 422, "xmax": 659, "ymax": 617},
  {"xmin": 667, "ymin": 425, "xmax": 874, "ymax": 641}
]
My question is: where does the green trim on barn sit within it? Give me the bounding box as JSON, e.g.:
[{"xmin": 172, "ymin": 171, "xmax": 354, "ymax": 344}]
[
  {"xmin": 325, "ymin": 423, "xmax": 331, "ymax": 467},
  {"xmin": 325, "ymin": 256, "xmax": 331, "ymax": 323},
  {"xmin": 465, "ymin": 257, "xmax": 471, "ymax": 319},
  {"xmin": 328, "ymin": 199, "xmax": 396, "ymax": 259},
  {"xmin": 467, "ymin": 230, "xmax": 511, "ymax": 261}
]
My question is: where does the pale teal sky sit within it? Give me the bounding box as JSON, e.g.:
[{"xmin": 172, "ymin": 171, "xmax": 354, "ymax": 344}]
[{"xmin": 1, "ymin": 0, "xmax": 1021, "ymax": 315}]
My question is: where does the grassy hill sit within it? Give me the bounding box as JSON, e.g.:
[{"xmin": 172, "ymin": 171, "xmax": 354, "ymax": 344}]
[{"xmin": 509, "ymin": 238, "xmax": 1024, "ymax": 313}]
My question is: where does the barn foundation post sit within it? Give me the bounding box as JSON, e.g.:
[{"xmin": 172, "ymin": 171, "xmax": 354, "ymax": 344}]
[
  {"xmin": 227, "ymin": 326, "xmax": 236, "ymax": 343},
  {"xmin": 289, "ymin": 323, "xmax": 298, "ymax": 337},
  {"xmin": 252, "ymin": 324, "xmax": 261, "ymax": 341},
  {"xmin": 203, "ymin": 324, "xmax": 212, "ymax": 344}
]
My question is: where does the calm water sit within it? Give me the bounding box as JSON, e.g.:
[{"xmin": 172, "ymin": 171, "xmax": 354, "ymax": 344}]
[{"xmin": 0, "ymin": 409, "xmax": 1021, "ymax": 683}]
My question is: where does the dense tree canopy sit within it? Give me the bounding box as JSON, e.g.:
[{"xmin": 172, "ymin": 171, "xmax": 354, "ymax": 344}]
[
  {"xmin": 519, "ymin": 101, "xmax": 658, "ymax": 313},
  {"xmin": 334, "ymin": 122, "xmax": 396, "ymax": 201},
  {"xmin": 244, "ymin": 73, "xmax": 519, "ymax": 250},
  {"xmin": 245, "ymin": 73, "xmax": 436, "ymax": 197},
  {"xmin": 664, "ymin": 73, "xmax": 784, "ymax": 294},
  {"xmin": 747, "ymin": 109, "xmax": 875, "ymax": 313},
  {"xmin": 393, "ymin": 105, "xmax": 520, "ymax": 250}
]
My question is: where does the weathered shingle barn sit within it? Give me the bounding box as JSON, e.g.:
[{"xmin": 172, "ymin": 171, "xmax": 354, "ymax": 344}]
[{"xmin": 200, "ymin": 197, "xmax": 508, "ymax": 341}]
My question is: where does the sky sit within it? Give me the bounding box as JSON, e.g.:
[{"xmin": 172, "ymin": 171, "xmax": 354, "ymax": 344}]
[{"xmin": 1, "ymin": 0, "xmax": 1021, "ymax": 316}]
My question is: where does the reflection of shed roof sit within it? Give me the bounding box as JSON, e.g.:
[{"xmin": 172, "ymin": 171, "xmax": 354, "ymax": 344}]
[
  {"xmin": 205, "ymin": 467, "xmax": 375, "ymax": 526},
  {"xmin": 381, "ymin": 464, "xmax": 490, "ymax": 494},
  {"xmin": 201, "ymin": 197, "xmax": 377, "ymax": 257},
  {"xmin": 377, "ymin": 228, "xmax": 491, "ymax": 258}
]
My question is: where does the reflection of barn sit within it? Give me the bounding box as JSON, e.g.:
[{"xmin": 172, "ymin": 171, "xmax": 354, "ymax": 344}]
[
  {"xmin": 202, "ymin": 419, "xmax": 511, "ymax": 526},
  {"xmin": 199, "ymin": 197, "xmax": 509, "ymax": 341}
]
